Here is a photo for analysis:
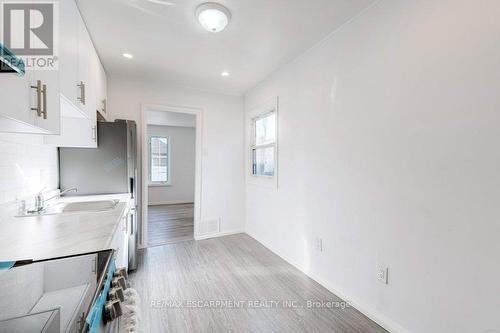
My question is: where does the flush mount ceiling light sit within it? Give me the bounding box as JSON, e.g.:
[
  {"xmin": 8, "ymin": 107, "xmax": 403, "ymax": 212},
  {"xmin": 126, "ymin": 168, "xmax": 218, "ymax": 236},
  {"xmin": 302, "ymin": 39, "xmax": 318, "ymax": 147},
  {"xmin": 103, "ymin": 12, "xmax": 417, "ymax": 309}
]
[
  {"xmin": 122, "ymin": 53, "xmax": 134, "ymax": 59},
  {"xmin": 221, "ymin": 71, "xmax": 229, "ymax": 77},
  {"xmin": 196, "ymin": 2, "xmax": 231, "ymax": 33}
]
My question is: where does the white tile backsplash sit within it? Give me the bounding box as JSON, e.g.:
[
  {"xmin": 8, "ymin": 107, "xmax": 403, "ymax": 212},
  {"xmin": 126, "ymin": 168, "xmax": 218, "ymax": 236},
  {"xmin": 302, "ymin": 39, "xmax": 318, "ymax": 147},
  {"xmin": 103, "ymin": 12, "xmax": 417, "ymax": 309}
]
[{"xmin": 0, "ymin": 133, "xmax": 58, "ymax": 205}]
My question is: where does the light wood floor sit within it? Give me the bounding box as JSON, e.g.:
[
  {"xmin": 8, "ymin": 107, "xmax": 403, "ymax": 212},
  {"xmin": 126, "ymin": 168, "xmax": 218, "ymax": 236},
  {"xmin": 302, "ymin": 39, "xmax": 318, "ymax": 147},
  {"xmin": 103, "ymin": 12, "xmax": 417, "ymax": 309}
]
[
  {"xmin": 147, "ymin": 204, "xmax": 194, "ymax": 247},
  {"xmin": 130, "ymin": 234, "xmax": 387, "ymax": 333}
]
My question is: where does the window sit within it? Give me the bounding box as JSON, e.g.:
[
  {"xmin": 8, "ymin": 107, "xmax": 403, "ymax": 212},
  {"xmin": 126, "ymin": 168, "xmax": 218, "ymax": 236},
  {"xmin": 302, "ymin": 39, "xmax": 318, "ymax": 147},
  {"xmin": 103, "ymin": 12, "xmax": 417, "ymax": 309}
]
[
  {"xmin": 149, "ymin": 136, "xmax": 170, "ymax": 184},
  {"xmin": 251, "ymin": 111, "xmax": 276, "ymax": 177}
]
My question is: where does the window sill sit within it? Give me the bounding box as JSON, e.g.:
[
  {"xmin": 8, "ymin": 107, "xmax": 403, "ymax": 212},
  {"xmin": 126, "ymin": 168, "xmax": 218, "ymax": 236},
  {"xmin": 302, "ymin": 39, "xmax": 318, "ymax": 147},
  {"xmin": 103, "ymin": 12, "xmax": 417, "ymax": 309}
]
[
  {"xmin": 246, "ymin": 174, "xmax": 277, "ymax": 189},
  {"xmin": 148, "ymin": 183, "xmax": 172, "ymax": 187},
  {"xmin": 251, "ymin": 174, "xmax": 274, "ymax": 179}
]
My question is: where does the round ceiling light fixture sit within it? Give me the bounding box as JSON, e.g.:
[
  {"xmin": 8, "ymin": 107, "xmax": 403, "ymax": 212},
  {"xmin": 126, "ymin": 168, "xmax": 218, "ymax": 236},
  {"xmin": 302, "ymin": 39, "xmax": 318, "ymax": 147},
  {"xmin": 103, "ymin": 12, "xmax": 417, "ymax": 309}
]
[{"xmin": 196, "ymin": 2, "xmax": 231, "ymax": 33}]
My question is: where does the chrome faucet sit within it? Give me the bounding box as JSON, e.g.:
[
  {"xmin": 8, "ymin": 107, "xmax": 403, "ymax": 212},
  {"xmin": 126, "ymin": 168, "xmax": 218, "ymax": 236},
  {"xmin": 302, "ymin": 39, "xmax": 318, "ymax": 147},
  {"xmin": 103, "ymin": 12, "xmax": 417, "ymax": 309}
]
[
  {"xmin": 28, "ymin": 187, "xmax": 78, "ymax": 214},
  {"xmin": 58, "ymin": 187, "xmax": 78, "ymax": 197}
]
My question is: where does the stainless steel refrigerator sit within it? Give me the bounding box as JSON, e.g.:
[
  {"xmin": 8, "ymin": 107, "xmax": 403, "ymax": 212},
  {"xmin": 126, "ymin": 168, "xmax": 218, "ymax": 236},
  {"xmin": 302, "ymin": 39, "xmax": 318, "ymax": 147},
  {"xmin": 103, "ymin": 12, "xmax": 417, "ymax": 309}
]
[{"xmin": 59, "ymin": 120, "xmax": 141, "ymax": 271}]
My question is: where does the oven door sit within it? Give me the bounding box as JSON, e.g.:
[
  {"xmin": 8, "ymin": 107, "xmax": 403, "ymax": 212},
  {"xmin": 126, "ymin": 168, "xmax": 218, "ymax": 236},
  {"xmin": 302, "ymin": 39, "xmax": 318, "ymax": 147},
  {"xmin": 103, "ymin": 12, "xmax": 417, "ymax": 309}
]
[
  {"xmin": 83, "ymin": 251, "xmax": 119, "ymax": 333},
  {"xmin": 0, "ymin": 251, "xmax": 110, "ymax": 333}
]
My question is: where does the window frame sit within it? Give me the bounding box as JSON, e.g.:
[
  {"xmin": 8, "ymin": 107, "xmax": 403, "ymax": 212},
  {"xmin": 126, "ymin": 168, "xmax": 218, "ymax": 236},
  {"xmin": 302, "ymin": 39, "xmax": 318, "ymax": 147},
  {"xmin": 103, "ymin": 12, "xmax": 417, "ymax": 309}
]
[
  {"xmin": 149, "ymin": 135, "xmax": 171, "ymax": 186},
  {"xmin": 251, "ymin": 109, "xmax": 277, "ymax": 179}
]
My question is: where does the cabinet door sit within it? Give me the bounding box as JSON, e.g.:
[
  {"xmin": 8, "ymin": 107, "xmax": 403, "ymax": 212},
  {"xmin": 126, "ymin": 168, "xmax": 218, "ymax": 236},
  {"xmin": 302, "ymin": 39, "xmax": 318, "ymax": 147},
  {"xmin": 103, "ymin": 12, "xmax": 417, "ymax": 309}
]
[
  {"xmin": 43, "ymin": 111, "xmax": 96, "ymax": 147},
  {"xmin": 76, "ymin": 14, "xmax": 93, "ymax": 118},
  {"xmin": 97, "ymin": 61, "xmax": 107, "ymax": 119},
  {"xmin": 58, "ymin": 0, "xmax": 79, "ymax": 107},
  {"xmin": 110, "ymin": 215, "xmax": 129, "ymax": 271},
  {"xmin": 88, "ymin": 47, "xmax": 100, "ymax": 117},
  {"xmin": 0, "ymin": 72, "xmax": 36, "ymax": 133},
  {"xmin": 122, "ymin": 214, "xmax": 129, "ymax": 271}
]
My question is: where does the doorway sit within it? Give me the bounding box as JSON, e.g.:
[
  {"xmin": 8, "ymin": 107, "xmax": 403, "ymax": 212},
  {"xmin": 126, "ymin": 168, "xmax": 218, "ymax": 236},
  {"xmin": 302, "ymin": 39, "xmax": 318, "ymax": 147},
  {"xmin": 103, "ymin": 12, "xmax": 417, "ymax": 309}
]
[{"xmin": 141, "ymin": 105, "xmax": 202, "ymax": 248}]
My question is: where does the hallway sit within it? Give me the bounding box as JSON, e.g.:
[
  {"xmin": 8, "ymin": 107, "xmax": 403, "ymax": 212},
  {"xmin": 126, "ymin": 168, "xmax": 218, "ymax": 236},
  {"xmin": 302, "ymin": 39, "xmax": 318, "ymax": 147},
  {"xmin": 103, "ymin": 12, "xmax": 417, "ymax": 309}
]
[{"xmin": 147, "ymin": 204, "xmax": 194, "ymax": 247}]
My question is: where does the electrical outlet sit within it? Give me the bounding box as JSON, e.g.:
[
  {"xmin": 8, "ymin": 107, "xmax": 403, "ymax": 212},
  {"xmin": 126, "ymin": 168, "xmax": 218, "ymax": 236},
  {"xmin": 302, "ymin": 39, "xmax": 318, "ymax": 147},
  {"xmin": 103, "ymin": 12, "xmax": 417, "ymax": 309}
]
[
  {"xmin": 314, "ymin": 237, "xmax": 323, "ymax": 252},
  {"xmin": 377, "ymin": 266, "xmax": 388, "ymax": 284}
]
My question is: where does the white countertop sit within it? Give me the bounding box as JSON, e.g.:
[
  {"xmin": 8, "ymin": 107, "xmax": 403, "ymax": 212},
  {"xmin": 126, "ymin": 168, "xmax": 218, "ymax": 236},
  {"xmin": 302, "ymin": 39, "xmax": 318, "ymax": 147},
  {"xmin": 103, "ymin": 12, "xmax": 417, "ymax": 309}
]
[{"xmin": 0, "ymin": 193, "xmax": 130, "ymax": 261}]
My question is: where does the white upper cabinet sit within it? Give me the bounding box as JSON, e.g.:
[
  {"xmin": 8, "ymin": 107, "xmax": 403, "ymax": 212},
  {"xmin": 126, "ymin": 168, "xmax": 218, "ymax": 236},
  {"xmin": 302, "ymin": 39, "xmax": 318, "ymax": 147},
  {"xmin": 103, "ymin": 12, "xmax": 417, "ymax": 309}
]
[
  {"xmin": 1, "ymin": 0, "xmax": 106, "ymax": 141},
  {"xmin": 97, "ymin": 58, "xmax": 108, "ymax": 118},
  {"xmin": 57, "ymin": 0, "xmax": 94, "ymax": 119},
  {"xmin": 30, "ymin": 69, "xmax": 61, "ymax": 135},
  {"xmin": 76, "ymin": 13, "xmax": 94, "ymax": 119},
  {"xmin": 44, "ymin": 96, "xmax": 97, "ymax": 148},
  {"xmin": 58, "ymin": 0, "xmax": 79, "ymax": 108},
  {"xmin": 0, "ymin": 72, "xmax": 33, "ymax": 133},
  {"xmin": 44, "ymin": 0, "xmax": 107, "ymax": 148},
  {"xmin": 0, "ymin": 69, "xmax": 61, "ymax": 135},
  {"xmin": 0, "ymin": 58, "xmax": 60, "ymax": 135}
]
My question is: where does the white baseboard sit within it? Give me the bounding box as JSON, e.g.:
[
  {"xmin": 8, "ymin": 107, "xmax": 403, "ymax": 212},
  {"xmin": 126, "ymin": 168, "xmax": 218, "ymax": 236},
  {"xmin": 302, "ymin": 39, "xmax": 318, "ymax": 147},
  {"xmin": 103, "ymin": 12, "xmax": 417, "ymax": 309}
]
[
  {"xmin": 244, "ymin": 232, "xmax": 410, "ymax": 333},
  {"xmin": 194, "ymin": 229, "xmax": 245, "ymax": 241},
  {"xmin": 148, "ymin": 200, "xmax": 194, "ymax": 206},
  {"xmin": 305, "ymin": 272, "xmax": 410, "ymax": 333}
]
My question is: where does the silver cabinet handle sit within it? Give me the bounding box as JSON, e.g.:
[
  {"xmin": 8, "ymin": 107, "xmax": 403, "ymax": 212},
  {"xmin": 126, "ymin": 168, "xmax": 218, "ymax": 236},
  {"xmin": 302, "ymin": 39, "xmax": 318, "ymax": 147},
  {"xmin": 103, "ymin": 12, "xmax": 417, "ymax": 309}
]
[
  {"xmin": 41, "ymin": 83, "xmax": 47, "ymax": 119},
  {"xmin": 92, "ymin": 125, "xmax": 97, "ymax": 142},
  {"xmin": 77, "ymin": 81, "xmax": 86, "ymax": 105},
  {"xmin": 30, "ymin": 80, "xmax": 42, "ymax": 117},
  {"xmin": 102, "ymin": 99, "xmax": 107, "ymax": 114},
  {"xmin": 82, "ymin": 82, "xmax": 85, "ymax": 104}
]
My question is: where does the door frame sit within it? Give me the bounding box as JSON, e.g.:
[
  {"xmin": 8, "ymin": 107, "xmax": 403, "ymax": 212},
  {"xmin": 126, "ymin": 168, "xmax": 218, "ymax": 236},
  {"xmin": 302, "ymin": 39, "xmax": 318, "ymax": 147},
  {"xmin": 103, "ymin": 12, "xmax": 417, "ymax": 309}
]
[{"xmin": 140, "ymin": 103, "xmax": 203, "ymax": 248}]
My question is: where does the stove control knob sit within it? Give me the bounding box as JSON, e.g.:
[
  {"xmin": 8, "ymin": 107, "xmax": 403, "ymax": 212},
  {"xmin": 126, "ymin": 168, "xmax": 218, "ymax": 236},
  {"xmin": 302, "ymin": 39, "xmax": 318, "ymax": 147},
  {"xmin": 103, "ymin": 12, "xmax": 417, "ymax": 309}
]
[
  {"xmin": 113, "ymin": 300, "xmax": 123, "ymax": 317},
  {"xmin": 114, "ymin": 267, "xmax": 128, "ymax": 280},
  {"xmin": 104, "ymin": 300, "xmax": 123, "ymax": 322},
  {"xmin": 104, "ymin": 300, "xmax": 115, "ymax": 321},
  {"xmin": 108, "ymin": 287, "xmax": 125, "ymax": 302},
  {"xmin": 112, "ymin": 276, "xmax": 128, "ymax": 290}
]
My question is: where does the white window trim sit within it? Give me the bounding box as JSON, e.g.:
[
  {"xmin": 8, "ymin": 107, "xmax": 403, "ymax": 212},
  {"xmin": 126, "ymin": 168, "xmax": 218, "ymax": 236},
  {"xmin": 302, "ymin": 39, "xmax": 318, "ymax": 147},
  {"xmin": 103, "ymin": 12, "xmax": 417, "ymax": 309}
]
[
  {"xmin": 246, "ymin": 96, "xmax": 279, "ymax": 189},
  {"xmin": 251, "ymin": 110, "xmax": 277, "ymax": 179},
  {"xmin": 149, "ymin": 135, "xmax": 172, "ymax": 186}
]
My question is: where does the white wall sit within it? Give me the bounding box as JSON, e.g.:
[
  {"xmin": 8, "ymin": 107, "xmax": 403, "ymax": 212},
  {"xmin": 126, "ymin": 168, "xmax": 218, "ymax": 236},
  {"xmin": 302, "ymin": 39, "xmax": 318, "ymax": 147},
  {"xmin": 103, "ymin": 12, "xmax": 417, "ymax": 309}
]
[
  {"xmin": 147, "ymin": 110, "xmax": 196, "ymax": 128},
  {"xmin": 108, "ymin": 79, "xmax": 245, "ymax": 237},
  {"xmin": 244, "ymin": 1, "xmax": 500, "ymax": 332},
  {"xmin": 147, "ymin": 125, "xmax": 196, "ymax": 205},
  {"xmin": 0, "ymin": 133, "xmax": 58, "ymax": 219}
]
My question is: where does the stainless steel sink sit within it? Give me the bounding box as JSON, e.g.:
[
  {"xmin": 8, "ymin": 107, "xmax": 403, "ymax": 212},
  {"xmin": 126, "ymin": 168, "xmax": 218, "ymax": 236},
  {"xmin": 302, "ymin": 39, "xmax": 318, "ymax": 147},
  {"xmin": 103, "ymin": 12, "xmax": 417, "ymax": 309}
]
[
  {"xmin": 17, "ymin": 200, "xmax": 119, "ymax": 217},
  {"xmin": 57, "ymin": 200, "xmax": 119, "ymax": 213}
]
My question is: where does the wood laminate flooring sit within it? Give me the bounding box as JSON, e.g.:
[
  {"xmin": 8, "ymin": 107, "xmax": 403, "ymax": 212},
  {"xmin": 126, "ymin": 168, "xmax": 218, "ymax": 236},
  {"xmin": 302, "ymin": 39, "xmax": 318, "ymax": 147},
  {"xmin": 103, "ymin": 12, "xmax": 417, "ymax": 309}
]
[
  {"xmin": 147, "ymin": 204, "xmax": 194, "ymax": 247},
  {"xmin": 130, "ymin": 234, "xmax": 388, "ymax": 333}
]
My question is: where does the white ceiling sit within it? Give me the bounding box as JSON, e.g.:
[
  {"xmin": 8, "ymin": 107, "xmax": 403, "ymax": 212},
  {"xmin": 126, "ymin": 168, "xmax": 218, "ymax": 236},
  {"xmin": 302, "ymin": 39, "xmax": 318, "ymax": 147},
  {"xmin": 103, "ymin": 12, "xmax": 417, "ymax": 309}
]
[{"xmin": 76, "ymin": 0, "xmax": 375, "ymax": 95}]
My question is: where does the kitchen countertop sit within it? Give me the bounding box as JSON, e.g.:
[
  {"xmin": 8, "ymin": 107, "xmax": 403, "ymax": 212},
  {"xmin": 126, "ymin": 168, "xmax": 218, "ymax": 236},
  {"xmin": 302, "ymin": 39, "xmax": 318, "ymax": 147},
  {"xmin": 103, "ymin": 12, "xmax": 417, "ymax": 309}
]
[{"xmin": 0, "ymin": 193, "xmax": 130, "ymax": 261}]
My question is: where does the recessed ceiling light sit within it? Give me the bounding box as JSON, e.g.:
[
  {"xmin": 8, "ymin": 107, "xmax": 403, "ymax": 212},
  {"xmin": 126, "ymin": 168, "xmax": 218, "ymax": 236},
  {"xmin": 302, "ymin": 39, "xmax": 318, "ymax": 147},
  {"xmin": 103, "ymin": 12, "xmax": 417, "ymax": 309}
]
[
  {"xmin": 122, "ymin": 53, "xmax": 134, "ymax": 59},
  {"xmin": 221, "ymin": 71, "xmax": 229, "ymax": 77},
  {"xmin": 196, "ymin": 2, "xmax": 231, "ymax": 33}
]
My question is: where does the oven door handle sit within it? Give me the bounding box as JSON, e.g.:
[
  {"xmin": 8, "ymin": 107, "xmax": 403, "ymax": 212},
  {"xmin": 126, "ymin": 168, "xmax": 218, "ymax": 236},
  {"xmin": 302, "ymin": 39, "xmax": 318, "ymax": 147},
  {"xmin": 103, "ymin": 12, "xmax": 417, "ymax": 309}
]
[{"xmin": 85, "ymin": 257, "xmax": 116, "ymax": 332}]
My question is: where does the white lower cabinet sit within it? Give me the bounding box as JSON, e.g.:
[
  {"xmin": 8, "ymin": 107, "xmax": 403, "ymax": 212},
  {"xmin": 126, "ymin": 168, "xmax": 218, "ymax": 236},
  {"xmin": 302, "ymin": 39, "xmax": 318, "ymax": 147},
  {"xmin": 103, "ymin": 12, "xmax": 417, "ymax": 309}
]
[{"xmin": 110, "ymin": 211, "xmax": 129, "ymax": 271}]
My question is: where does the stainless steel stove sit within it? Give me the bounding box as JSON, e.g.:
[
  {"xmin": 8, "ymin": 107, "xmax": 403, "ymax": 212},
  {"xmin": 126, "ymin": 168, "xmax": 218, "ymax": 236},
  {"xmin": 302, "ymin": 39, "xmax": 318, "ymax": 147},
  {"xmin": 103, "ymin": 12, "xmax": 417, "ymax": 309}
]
[{"xmin": 0, "ymin": 250, "xmax": 136, "ymax": 333}]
